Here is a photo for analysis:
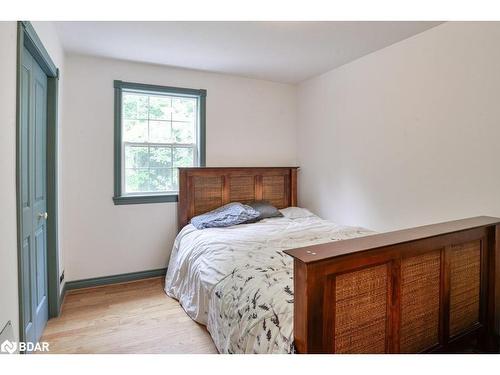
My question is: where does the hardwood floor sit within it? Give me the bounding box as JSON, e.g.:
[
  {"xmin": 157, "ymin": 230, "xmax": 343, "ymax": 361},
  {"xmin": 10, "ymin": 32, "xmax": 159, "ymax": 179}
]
[
  {"xmin": 40, "ymin": 276, "xmax": 494, "ymax": 354},
  {"xmin": 40, "ymin": 277, "xmax": 218, "ymax": 354}
]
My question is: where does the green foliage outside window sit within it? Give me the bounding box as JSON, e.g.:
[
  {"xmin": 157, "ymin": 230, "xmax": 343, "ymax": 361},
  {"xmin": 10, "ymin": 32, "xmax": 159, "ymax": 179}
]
[{"xmin": 122, "ymin": 91, "xmax": 197, "ymax": 193}]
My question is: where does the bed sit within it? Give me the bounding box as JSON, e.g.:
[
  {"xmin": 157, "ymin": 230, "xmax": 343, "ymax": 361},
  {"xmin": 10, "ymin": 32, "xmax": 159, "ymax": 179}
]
[{"xmin": 166, "ymin": 167, "xmax": 500, "ymax": 353}]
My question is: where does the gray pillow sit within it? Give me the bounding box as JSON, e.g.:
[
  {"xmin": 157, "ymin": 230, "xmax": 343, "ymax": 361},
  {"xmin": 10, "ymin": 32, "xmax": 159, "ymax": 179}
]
[
  {"xmin": 246, "ymin": 201, "xmax": 284, "ymax": 221},
  {"xmin": 190, "ymin": 202, "xmax": 260, "ymax": 229}
]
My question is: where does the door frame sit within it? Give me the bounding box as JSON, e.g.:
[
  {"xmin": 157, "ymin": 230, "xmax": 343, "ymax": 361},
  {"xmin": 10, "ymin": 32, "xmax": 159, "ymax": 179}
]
[{"xmin": 16, "ymin": 21, "xmax": 60, "ymax": 343}]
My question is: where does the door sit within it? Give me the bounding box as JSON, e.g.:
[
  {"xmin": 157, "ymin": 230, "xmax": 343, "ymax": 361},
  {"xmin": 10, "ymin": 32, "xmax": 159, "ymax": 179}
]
[{"xmin": 20, "ymin": 46, "xmax": 49, "ymax": 345}]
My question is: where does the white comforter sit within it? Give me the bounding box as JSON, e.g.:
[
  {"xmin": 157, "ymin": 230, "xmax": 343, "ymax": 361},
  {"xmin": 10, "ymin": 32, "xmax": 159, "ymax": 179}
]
[{"xmin": 165, "ymin": 208, "xmax": 374, "ymax": 354}]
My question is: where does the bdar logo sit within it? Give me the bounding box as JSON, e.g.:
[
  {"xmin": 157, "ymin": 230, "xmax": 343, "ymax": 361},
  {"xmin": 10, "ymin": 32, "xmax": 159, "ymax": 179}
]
[{"xmin": 1, "ymin": 340, "xmax": 17, "ymax": 354}]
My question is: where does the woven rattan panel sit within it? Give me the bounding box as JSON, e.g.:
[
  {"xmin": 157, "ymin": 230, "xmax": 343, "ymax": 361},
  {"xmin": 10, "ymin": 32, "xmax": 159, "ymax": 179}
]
[
  {"xmin": 334, "ymin": 264, "xmax": 389, "ymax": 353},
  {"xmin": 449, "ymin": 241, "xmax": 481, "ymax": 337},
  {"xmin": 400, "ymin": 251, "xmax": 441, "ymax": 353},
  {"xmin": 229, "ymin": 176, "xmax": 255, "ymax": 203},
  {"xmin": 262, "ymin": 175, "xmax": 287, "ymax": 208},
  {"xmin": 193, "ymin": 176, "xmax": 223, "ymax": 215}
]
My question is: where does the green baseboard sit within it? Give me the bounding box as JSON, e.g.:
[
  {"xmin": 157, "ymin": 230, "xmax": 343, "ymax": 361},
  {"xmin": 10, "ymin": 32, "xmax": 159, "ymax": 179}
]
[{"xmin": 64, "ymin": 268, "xmax": 167, "ymax": 291}]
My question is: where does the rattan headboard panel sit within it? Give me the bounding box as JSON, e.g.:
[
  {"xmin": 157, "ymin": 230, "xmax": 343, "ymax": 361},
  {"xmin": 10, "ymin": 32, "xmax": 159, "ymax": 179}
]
[
  {"xmin": 449, "ymin": 240, "xmax": 481, "ymax": 336},
  {"xmin": 262, "ymin": 175, "xmax": 288, "ymax": 208},
  {"xmin": 193, "ymin": 176, "xmax": 223, "ymax": 215},
  {"xmin": 229, "ymin": 176, "xmax": 255, "ymax": 203},
  {"xmin": 334, "ymin": 263, "xmax": 389, "ymax": 353},
  {"xmin": 400, "ymin": 250, "xmax": 441, "ymax": 353},
  {"xmin": 177, "ymin": 167, "xmax": 298, "ymax": 230}
]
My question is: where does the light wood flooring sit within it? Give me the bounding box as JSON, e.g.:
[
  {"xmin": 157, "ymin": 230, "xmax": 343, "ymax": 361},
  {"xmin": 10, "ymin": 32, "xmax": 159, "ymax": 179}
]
[{"xmin": 40, "ymin": 277, "xmax": 218, "ymax": 354}]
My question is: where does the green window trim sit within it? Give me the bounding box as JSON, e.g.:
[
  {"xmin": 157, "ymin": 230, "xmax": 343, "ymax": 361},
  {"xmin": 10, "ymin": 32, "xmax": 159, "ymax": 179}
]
[{"xmin": 113, "ymin": 80, "xmax": 206, "ymax": 205}]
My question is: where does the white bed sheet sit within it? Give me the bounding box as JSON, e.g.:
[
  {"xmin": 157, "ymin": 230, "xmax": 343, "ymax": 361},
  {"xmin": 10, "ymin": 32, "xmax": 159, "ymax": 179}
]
[{"xmin": 165, "ymin": 208, "xmax": 374, "ymax": 353}]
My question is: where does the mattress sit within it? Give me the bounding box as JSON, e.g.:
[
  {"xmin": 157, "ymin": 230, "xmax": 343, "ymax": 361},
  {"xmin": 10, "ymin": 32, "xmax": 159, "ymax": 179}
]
[{"xmin": 165, "ymin": 207, "xmax": 373, "ymax": 354}]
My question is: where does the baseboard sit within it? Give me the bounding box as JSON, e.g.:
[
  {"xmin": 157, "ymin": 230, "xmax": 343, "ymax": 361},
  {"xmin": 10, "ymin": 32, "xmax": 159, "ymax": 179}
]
[{"xmin": 64, "ymin": 268, "xmax": 167, "ymax": 291}]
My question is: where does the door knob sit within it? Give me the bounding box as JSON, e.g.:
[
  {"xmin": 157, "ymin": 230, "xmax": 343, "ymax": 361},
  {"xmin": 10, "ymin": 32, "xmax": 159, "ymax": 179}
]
[{"xmin": 38, "ymin": 212, "xmax": 48, "ymax": 220}]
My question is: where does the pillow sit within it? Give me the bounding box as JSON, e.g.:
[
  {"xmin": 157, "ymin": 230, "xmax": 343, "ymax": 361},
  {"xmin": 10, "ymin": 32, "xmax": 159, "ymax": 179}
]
[
  {"xmin": 190, "ymin": 202, "xmax": 260, "ymax": 229},
  {"xmin": 246, "ymin": 201, "xmax": 283, "ymax": 221},
  {"xmin": 280, "ymin": 207, "xmax": 316, "ymax": 220}
]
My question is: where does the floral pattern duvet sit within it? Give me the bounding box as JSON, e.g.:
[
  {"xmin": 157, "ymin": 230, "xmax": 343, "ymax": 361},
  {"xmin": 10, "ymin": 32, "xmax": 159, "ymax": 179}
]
[{"xmin": 165, "ymin": 208, "xmax": 373, "ymax": 354}]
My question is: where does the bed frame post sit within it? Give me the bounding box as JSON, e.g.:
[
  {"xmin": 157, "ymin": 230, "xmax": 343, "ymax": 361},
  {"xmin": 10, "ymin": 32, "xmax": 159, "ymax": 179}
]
[
  {"xmin": 290, "ymin": 168, "xmax": 298, "ymax": 207},
  {"xmin": 484, "ymin": 224, "xmax": 500, "ymax": 350},
  {"xmin": 293, "ymin": 261, "xmax": 326, "ymax": 353},
  {"xmin": 178, "ymin": 169, "xmax": 189, "ymax": 231},
  {"xmin": 495, "ymin": 224, "xmax": 500, "ymax": 337}
]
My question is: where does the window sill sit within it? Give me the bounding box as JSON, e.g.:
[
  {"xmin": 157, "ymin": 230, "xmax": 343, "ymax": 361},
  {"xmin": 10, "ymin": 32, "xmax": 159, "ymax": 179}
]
[{"xmin": 113, "ymin": 194, "xmax": 178, "ymax": 205}]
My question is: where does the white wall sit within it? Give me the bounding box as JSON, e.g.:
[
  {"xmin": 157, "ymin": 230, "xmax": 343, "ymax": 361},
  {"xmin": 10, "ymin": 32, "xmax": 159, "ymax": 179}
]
[
  {"xmin": 62, "ymin": 54, "xmax": 297, "ymax": 281},
  {"xmin": 0, "ymin": 21, "xmax": 64, "ymax": 342},
  {"xmin": 297, "ymin": 22, "xmax": 500, "ymax": 232}
]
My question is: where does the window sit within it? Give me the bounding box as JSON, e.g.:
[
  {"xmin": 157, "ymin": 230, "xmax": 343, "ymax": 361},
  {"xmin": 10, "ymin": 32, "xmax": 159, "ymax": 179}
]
[{"xmin": 113, "ymin": 80, "xmax": 206, "ymax": 205}]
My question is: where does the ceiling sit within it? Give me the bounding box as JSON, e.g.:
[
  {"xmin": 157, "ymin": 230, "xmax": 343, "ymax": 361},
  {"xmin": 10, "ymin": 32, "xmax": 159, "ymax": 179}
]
[{"xmin": 55, "ymin": 21, "xmax": 442, "ymax": 84}]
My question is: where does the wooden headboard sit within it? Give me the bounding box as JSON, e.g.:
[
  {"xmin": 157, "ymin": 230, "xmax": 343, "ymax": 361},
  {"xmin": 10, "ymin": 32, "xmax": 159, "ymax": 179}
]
[{"xmin": 178, "ymin": 167, "xmax": 298, "ymax": 230}]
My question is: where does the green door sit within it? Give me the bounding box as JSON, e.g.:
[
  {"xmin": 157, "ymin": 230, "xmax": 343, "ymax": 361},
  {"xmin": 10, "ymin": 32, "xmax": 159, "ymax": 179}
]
[{"xmin": 20, "ymin": 46, "xmax": 49, "ymax": 345}]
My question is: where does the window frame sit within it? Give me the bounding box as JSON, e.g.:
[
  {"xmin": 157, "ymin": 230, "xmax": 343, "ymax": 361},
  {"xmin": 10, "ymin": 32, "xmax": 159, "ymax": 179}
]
[{"xmin": 113, "ymin": 80, "xmax": 206, "ymax": 205}]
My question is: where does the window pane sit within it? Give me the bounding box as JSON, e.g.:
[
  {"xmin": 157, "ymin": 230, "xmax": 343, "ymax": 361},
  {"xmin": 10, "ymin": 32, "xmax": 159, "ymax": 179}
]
[
  {"xmin": 173, "ymin": 147, "xmax": 194, "ymax": 168},
  {"xmin": 120, "ymin": 87, "xmax": 202, "ymax": 196},
  {"xmin": 123, "ymin": 93, "xmax": 148, "ymax": 120},
  {"xmin": 125, "ymin": 168, "xmax": 149, "ymax": 192},
  {"xmin": 172, "ymin": 97, "xmax": 196, "ymax": 122},
  {"xmin": 172, "ymin": 121, "xmax": 194, "ymax": 143},
  {"xmin": 125, "ymin": 145, "xmax": 149, "ymax": 168},
  {"xmin": 149, "ymin": 96, "xmax": 171, "ymax": 120},
  {"xmin": 150, "ymin": 146, "xmax": 172, "ymax": 168},
  {"xmin": 149, "ymin": 120, "xmax": 172, "ymax": 143},
  {"xmin": 172, "ymin": 168, "xmax": 179, "ymax": 190},
  {"xmin": 123, "ymin": 119, "xmax": 148, "ymax": 142},
  {"xmin": 150, "ymin": 168, "xmax": 173, "ymax": 192}
]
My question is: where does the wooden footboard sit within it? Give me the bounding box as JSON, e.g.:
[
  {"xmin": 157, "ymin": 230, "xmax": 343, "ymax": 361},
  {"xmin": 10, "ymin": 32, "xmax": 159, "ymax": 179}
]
[{"xmin": 284, "ymin": 217, "xmax": 500, "ymax": 353}]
